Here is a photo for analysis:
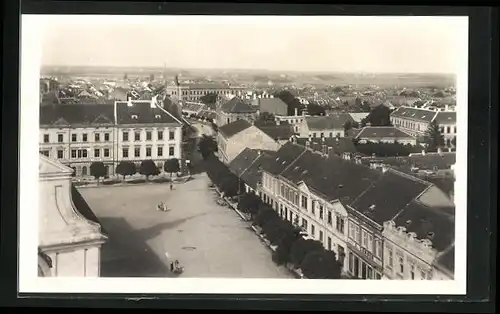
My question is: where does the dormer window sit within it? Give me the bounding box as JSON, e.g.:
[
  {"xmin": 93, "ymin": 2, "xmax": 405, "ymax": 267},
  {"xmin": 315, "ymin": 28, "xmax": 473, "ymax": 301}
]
[
  {"xmin": 369, "ymin": 204, "xmax": 376, "ymax": 211},
  {"xmin": 131, "ymin": 114, "xmax": 138, "ymax": 119},
  {"xmin": 155, "ymin": 114, "xmax": 161, "ymax": 119}
]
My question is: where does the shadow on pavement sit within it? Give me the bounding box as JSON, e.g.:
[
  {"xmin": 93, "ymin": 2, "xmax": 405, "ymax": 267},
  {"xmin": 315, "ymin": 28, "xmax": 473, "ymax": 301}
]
[
  {"xmin": 99, "ymin": 217, "xmax": 172, "ymax": 278},
  {"xmin": 136, "ymin": 213, "xmax": 208, "ymax": 241}
]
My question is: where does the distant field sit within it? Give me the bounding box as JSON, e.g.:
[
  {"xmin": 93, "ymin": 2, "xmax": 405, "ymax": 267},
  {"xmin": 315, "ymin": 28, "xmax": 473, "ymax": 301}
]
[{"xmin": 41, "ymin": 66, "xmax": 455, "ymax": 88}]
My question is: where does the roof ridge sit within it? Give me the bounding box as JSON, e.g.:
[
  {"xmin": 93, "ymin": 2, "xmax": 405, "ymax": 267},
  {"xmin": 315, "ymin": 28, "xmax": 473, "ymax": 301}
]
[{"xmin": 386, "ymin": 168, "xmax": 432, "ymax": 186}]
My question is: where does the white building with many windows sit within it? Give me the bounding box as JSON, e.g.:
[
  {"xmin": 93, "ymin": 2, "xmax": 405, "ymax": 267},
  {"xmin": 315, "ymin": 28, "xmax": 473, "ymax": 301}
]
[{"xmin": 39, "ymin": 97, "xmax": 183, "ymax": 177}]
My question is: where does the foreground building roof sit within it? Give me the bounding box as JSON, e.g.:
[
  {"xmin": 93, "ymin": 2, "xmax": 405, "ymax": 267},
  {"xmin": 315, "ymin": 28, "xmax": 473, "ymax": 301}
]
[{"xmin": 218, "ymin": 119, "xmax": 252, "ymax": 138}]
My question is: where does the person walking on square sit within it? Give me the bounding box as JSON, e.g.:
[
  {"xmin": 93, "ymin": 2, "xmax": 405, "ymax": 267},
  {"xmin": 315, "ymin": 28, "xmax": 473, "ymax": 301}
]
[
  {"xmin": 170, "ymin": 262, "xmax": 174, "ymax": 272},
  {"xmin": 170, "ymin": 183, "xmax": 173, "ymax": 191}
]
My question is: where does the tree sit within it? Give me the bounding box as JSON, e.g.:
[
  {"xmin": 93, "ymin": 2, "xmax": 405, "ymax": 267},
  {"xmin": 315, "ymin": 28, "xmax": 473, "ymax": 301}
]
[
  {"xmin": 90, "ymin": 162, "xmax": 107, "ymax": 185},
  {"xmin": 237, "ymin": 192, "xmax": 261, "ymax": 217},
  {"xmin": 424, "ymin": 120, "xmax": 445, "ymax": 151},
  {"xmin": 301, "ymin": 250, "xmax": 342, "ymax": 279},
  {"xmin": 363, "ymin": 104, "xmax": 392, "ymax": 126},
  {"xmin": 139, "ymin": 160, "xmax": 160, "ymax": 181},
  {"xmin": 198, "ymin": 135, "xmax": 218, "ymax": 159},
  {"xmin": 257, "ymin": 112, "xmax": 276, "ymax": 124},
  {"xmin": 164, "ymin": 158, "xmax": 180, "ymax": 181},
  {"xmin": 115, "ymin": 161, "xmax": 136, "ymax": 181},
  {"xmin": 200, "ymin": 93, "xmax": 218, "ymax": 105},
  {"xmin": 219, "ymin": 175, "xmax": 239, "ymax": 197},
  {"xmin": 343, "ymin": 120, "xmax": 353, "ymax": 133},
  {"xmin": 289, "ymin": 238, "xmax": 324, "ymax": 267},
  {"xmin": 254, "ymin": 205, "xmax": 278, "ymax": 228},
  {"xmin": 306, "ymin": 102, "xmax": 326, "ymax": 116}
]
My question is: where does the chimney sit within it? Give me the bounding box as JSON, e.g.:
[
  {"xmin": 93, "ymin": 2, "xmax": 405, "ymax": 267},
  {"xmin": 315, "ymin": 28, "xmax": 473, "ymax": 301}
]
[
  {"xmin": 322, "ymin": 144, "xmax": 327, "ymax": 155},
  {"xmin": 270, "ymin": 95, "xmax": 274, "ymax": 98},
  {"xmin": 253, "ymin": 94, "xmax": 257, "ymax": 100},
  {"xmin": 276, "ymin": 120, "xmax": 280, "ymax": 126},
  {"xmin": 421, "ymin": 150, "xmax": 426, "ymax": 156},
  {"xmin": 294, "ymin": 108, "xmax": 298, "ymax": 116},
  {"xmin": 438, "ymin": 147, "xmax": 443, "ymax": 156},
  {"xmin": 305, "ymin": 141, "xmax": 310, "ymax": 149},
  {"xmin": 328, "ymin": 146, "xmax": 333, "ymax": 157}
]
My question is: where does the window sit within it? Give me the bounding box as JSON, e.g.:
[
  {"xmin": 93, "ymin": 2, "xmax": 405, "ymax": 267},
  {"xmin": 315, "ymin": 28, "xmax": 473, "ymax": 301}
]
[
  {"xmin": 71, "ymin": 134, "xmax": 77, "ymax": 142},
  {"xmin": 134, "ymin": 147, "xmax": 140, "ymax": 157},
  {"xmin": 319, "ymin": 230, "xmax": 323, "ymax": 242},
  {"xmin": 104, "ymin": 148, "xmax": 110, "ymax": 157},
  {"xmin": 348, "ymin": 252, "xmax": 354, "ymax": 273},
  {"xmin": 327, "ymin": 211, "xmax": 332, "ymax": 225},
  {"xmin": 310, "ymin": 224, "xmax": 315, "ymax": 237},
  {"xmin": 94, "ymin": 149, "xmax": 100, "ymax": 158},
  {"xmin": 327, "ymin": 237, "xmax": 332, "ymax": 251},
  {"xmin": 41, "ymin": 150, "xmax": 50, "ymax": 157},
  {"xmin": 349, "ymin": 224, "xmax": 355, "ymax": 239},
  {"xmin": 280, "ymin": 185, "xmax": 285, "ymax": 196},
  {"xmin": 135, "ymin": 132, "xmax": 140, "ymax": 141},
  {"xmin": 104, "ymin": 133, "xmax": 110, "ymax": 141},
  {"xmin": 355, "ymin": 226, "xmax": 361, "ymax": 243},
  {"xmin": 367, "ymin": 266, "xmax": 373, "ymax": 279},
  {"xmin": 57, "ymin": 150, "xmax": 63, "ymax": 159},
  {"xmin": 95, "ymin": 133, "xmax": 100, "ymax": 142},
  {"xmin": 82, "ymin": 149, "xmax": 88, "ymax": 158},
  {"xmin": 158, "ymin": 147, "xmax": 163, "ymax": 157},
  {"xmin": 71, "ymin": 149, "xmax": 77, "ymax": 158},
  {"xmin": 301, "ymin": 196, "xmax": 307, "ymax": 209},
  {"xmin": 454, "ymin": 126, "xmax": 457, "ymax": 133},
  {"xmin": 146, "ymin": 147, "xmax": 152, "ymax": 157},
  {"xmin": 157, "ymin": 130, "xmax": 163, "ymax": 140},
  {"xmin": 146, "ymin": 131, "xmax": 152, "ymax": 141},
  {"xmin": 311, "ymin": 201, "xmax": 315, "ymax": 215},
  {"xmin": 320, "ymin": 132, "xmax": 324, "ymax": 138},
  {"xmin": 82, "ymin": 133, "xmax": 87, "ymax": 142},
  {"xmin": 123, "ymin": 131, "xmax": 129, "ymax": 141},
  {"xmin": 294, "ymin": 193, "xmax": 299, "ymax": 205},
  {"xmin": 329, "ymin": 132, "xmax": 333, "ymax": 137},
  {"xmin": 169, "ymin": 146, "xmax": 175, "ymax": 156},
  {"xmin": 362, "ymin": 230, "xmax": 368, "ymax": 248},
  {"xmin": 122, "ymin": 148, "xmax": 129, "ymax": 158},
  {"xmin": 319, "ymin": 205, "xmax": 324, "ymax": 219},
  {"xmin": 375, "ymin": 238, "xmax": 382, "ymax": 258},
  {"xmin": 398, "ymin": 256, "xmax": 404, "ymax": 274},
  {"xmin": 410, "ymin": 264, "xmax": 415, "ymax": 280},
  {"xmin": 312, "ymin": 133, "xmax": 317, "ymax": 138},
  {"xmin": 169, "ymin": 130, "xmax": 175, "ymax": 140},
  {"xmin": 388, "ymin": 248, "xmax": 394, "ymax": 268},
  {"xmin": 367, "ymin": 234, "xmax": 373, "ymax": 252},
  {"xmin": 446, "ymin": 126, "xmax": 451, "ymax": 134},
  {"xmin": 58, "ymin": 134, "xmax": 63, "ymax": 143},
  {"xmin": 43, "ymin": 134, "xmax": 49, "ymax": 143},
  {"xmin": 336, "ymin": 216, "xmax": 345, "ymax": 233},
  {"xmin": 302, "ymin": 218, "xmax": 308, "ymax": 230}
]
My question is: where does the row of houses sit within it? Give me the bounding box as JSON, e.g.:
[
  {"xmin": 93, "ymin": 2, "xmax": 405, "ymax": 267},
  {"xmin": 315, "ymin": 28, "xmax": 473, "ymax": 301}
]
[
  {"xmin": 39, "ymin": 96, "xmax": 184, "ymax": 177},
  {"xmin": 228, "ymin": 143, "xmax": 455, "ymax": 280}
]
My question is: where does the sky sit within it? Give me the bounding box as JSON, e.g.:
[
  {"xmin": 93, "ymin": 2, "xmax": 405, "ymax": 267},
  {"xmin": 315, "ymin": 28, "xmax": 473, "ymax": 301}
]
[{"xmin": 38, "ymin": 15, "xmax": 468, "ymax": 74}]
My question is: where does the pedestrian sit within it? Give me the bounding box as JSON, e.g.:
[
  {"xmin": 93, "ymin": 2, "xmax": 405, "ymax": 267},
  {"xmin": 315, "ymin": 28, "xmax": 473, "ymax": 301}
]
[
  {"xmin": 170, "ymin": 183, "xmax": 173, "ymax": 190},
  {"xmin": 170, "ymin": 262, "xmax": 174, "ymax": 272}
]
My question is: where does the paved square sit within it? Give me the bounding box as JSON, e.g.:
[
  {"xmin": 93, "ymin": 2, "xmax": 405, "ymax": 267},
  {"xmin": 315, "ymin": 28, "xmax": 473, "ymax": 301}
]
[{"xmin": 79, "ymin": 173, "xmax": 293, "ymax": 278}]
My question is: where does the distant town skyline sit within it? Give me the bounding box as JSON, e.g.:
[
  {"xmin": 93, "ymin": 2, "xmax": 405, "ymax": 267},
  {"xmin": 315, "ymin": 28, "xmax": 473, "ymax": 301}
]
[{"xmin": 39, "ymin": 15, "xmax": 468, "ymax": 74}]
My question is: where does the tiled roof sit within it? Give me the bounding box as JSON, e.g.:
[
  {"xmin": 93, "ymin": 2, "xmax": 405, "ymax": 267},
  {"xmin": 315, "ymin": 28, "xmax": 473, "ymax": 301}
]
[
  {"xmin": 255, "ymin": 123, "xmax": 294, "ymax": 140},
  {"xmin": 71, "ymin": 184, "xmax": 107, "ymax": 235},
  {"xmin": 305, "ymin": 113, "xmax": 354, "ymax": 130},
  {"xmin": 257, "ymin": 98, "xmax": 288, "ymax": 116},
  {"xmin": 350, "ymin": 169, "xmax": 431, "ymax": 225},
  {"xmin": 356, "ymin": 126, "xmax": 414, "ymax": 139},
  {"xmin": 218, "ymin": 119, "xmax": 252, "ymax": 138},
  {"xmin": 40, "ymin": 104, "xmax": 115, "ymax": 126},
  {"xmin": 433, "ymin": 111, "xmax": 456, "ymax": 124},
  {"xmin": 294, "ymin": 137, "xmax": 357, "ymax": 155},
  {"xmin": 241, "ymin": 152, "xmax": 277, "ymax": 189},
  {"xmin": 220, "ymin": 97, "xmax": 257, "ymax": 114},
  {"xmin": 392, "ymin": 200, "xmax": 454, "ymax": 252},
  {"xmin": 260, "ymin": 142, "xmax": 307, "ymax": 176},
  {"xmin": 228, "ymin": 148, "xmax": 260, "ymax": 176},
  {"xmin": 424, "ymin": 176, "xmax": 455, "ymax": 197},
  {"xmin": 408, "ymin": 152, "xmax": 456, "ymax": 170},
  {"xmin": 390, "ymin": 106, "xmax": 437, "ymax": 123},
  {"xmin": 115, "ymin": 101, "xmax": 181, "ymax": 125},
  {"xmin": 280, "ymin": 150, "xmax": 381, "ymax": 203}
]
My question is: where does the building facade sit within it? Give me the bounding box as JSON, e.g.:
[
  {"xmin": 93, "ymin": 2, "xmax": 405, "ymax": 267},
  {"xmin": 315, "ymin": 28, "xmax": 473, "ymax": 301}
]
[
  {"xmin": 216, "ymin": 96, "xmax": 259, "ymax": 127},
  {"xmin": 38, "ymin": 155, "xmax": 107, "ymax": 277},
  {"xmin": 355, "ymin": 126, "xmax": 417, "ymax": 146},
  {"xmin": 298, "ymin": 113, "xmax": 354, "ymax": 139},
  {"xmin": 166, "ymin": 82, "xmax": 244, "ymax": 102},
  {"xmin": 390, "ymin": 107, "xmax": 457, "ymax": 147},
  {"xmin": 39, "ymin": 97, "xmax": 183, "ymax": 177}
]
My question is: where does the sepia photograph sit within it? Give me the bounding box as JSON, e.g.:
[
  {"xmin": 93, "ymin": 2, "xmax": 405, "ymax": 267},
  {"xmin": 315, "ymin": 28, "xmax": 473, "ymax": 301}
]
[{"xmin": 19, "ymin": 14, "xmax": 468, "ymax": 295}]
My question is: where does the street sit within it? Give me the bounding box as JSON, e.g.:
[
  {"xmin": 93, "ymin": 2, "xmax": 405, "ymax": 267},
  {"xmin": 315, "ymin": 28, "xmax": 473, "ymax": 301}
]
[{"xmin": 79, "ymin": 173, "xmax": 293, "ymax": 278}]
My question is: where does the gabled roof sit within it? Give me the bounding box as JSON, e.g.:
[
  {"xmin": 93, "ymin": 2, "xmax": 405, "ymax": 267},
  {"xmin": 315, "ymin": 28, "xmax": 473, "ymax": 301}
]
[
  {"xmin": 350, "ymin": 169, "xmax": 431, "ymax": 225},
  {"xmin": 392, "ymin": 200, "xmax": 454, "ymax": 252},
  {"xmin": 240, "ymin": 152, "xmax": 277, "ymax": 189},
  {"xmin": 115, "ymin": 101, "xmax": 181, "ymax": 125},
  {"xmin": 255, "ymin": 123, "xmax": 294, "ymax": 140},
  {"xmin": 280, "ymin": 150, "xmax": 381, "ymax": 203},
  {"xmin": 433, "ymin": 111, "xmax": 456, "ymax": 124},
  {"xmin": 305, "ymin": 113, "xmax": 354, "ymax": 130},
  {"xmin": 349, "ymin": 112, "xmax": 369, "ymax": 123},
  {"xmin": 408, "ymin": 152, "xmax": 456, "ymax": 170},
  {"xmin": 260, "ymin": 142, "xmax": 307, "ymax": 176},
  {"xmin": 356, "ymin": 126, "xmax": 414, "ymax": 139},
  {"xmin": 40, "ymin": 104, "xmax": 115, "ymax": 126},
  {"xmin": 220, "ymin": 97, "xmax": 257, "ymax": 114},
  {"xmin": 390, "ymin": 106, "xmax": 437, "ymax": 123},
  {"xmin": 294, "ymin": 137, "xmax": 357, "ymax": 155},
  {"xmin": 257, "ymin": 98, "xmax": 288, "ymax": 116},
  {"xmin": 228, "ymin": 148, "xmax": 260, "ymax": 176},
  {"xmin": 71, "ymin": 185, "xmax": 108, "ymax": 235},
  {"xmin": 218, "ymin": 119, "xmax": 252, "ymax": 138}
]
